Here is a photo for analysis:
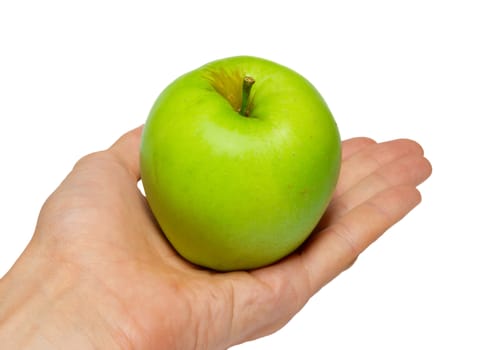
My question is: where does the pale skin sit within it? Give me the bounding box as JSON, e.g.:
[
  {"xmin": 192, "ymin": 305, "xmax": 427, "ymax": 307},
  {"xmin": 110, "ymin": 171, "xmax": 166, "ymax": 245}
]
[{"xmin": 0, "ymin": 126, "xmax": 432, "ymax": 349}]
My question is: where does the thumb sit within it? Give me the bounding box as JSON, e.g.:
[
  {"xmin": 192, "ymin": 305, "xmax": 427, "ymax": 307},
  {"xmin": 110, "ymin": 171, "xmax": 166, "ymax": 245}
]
[{"xmin": 108, "ymin": 125, "xmax": 144, "ymax": 181}]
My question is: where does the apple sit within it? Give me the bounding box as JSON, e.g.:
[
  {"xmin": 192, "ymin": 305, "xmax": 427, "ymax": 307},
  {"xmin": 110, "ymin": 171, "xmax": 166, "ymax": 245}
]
[{"xmin": 140, "ymin": 56, "xmax": 341, "ymax": 271}]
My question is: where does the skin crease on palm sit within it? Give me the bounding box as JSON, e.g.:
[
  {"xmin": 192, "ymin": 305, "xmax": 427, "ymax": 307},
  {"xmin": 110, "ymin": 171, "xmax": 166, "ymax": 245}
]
[{"xmin": 0, "ymin": 126, "xmax": 432, "ymax": 349}]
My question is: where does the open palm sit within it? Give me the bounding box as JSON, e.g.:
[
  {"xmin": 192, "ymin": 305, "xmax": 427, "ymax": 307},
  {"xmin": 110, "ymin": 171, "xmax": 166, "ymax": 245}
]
[{"xmin": 1, "ymin": 126, "xmax": 431, "ymax": 349}]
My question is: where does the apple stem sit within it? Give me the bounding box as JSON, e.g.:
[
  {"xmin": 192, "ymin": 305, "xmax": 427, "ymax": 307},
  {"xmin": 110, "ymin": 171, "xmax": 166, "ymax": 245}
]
[{"xmin": 239, "ymin": 76, "xmax": 255, "ymax": 117}]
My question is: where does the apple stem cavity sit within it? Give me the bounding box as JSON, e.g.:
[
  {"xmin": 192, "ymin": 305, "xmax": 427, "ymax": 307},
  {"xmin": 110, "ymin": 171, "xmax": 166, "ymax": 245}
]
[{"xmin": 239, "ymin": 76, "xmax": 255, "ymax": 117}]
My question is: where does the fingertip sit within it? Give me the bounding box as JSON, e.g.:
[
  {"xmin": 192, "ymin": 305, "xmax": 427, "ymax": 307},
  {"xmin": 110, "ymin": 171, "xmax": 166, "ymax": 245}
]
[
  {"xmin": 119, "ymin": 125, "xmax": 144, "ymax": 143},
  {"xmin": 412, "ymin": 186, "xmax": 423, "ymax": 207},
  {"xmin": 424, "ymin": 156, "xmax": 433, "ymax": 179},
  {"xmin": 383, "ymin": 138, "xmax": 425, "ymax": 157}
]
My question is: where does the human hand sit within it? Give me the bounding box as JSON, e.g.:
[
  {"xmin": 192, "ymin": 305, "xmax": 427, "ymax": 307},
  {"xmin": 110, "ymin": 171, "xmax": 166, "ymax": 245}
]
[{"xmin": 0, "ymin": 126, "xmax": 431, "ymax": 349}]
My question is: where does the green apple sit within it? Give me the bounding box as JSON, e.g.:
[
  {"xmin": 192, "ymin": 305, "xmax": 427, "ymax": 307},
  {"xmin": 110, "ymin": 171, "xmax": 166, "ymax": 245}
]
[{"xmin": 140, "ymin": 56, "xmax": 341, "ymax": 271}]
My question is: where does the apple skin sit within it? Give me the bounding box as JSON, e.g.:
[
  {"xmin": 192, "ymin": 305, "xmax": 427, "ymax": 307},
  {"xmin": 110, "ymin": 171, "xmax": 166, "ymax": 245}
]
[{"xmin": 140, "ymin": 56, "xmax": 341, "ymax": 271}]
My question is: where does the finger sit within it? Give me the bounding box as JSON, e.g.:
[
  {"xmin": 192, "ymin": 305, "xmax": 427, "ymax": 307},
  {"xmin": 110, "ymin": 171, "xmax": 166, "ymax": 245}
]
[
  {"xmin": 321, "ymin": 153, "xmax": 432, "ymax": 226},
  {"xmin": 303, "ymin": 184, "xmax": 422, "ymax": 291},
  {"xmin": 222, "ymin": 140, "xmax": 429, "ymax": 345},
  {"xmin": 340, "ymin": 137, "xmax": 376, "ymax": 160},
  {"xmin": 222, "ymin": 184, "xmax": 423, "ymax": 345},
  {"xmin": 108, "ymin": 125, "xmax": 144, "ymax": 181},
  {"xmin": 334, "ymin": 139, "xmax": 424, "ymax": 197}
]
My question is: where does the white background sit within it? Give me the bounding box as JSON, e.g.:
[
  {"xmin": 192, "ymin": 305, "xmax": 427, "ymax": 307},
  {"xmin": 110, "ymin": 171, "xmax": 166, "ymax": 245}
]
[{"xmin": 1, "ymin": 1, "xmax": 478, "ymax": 349}]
